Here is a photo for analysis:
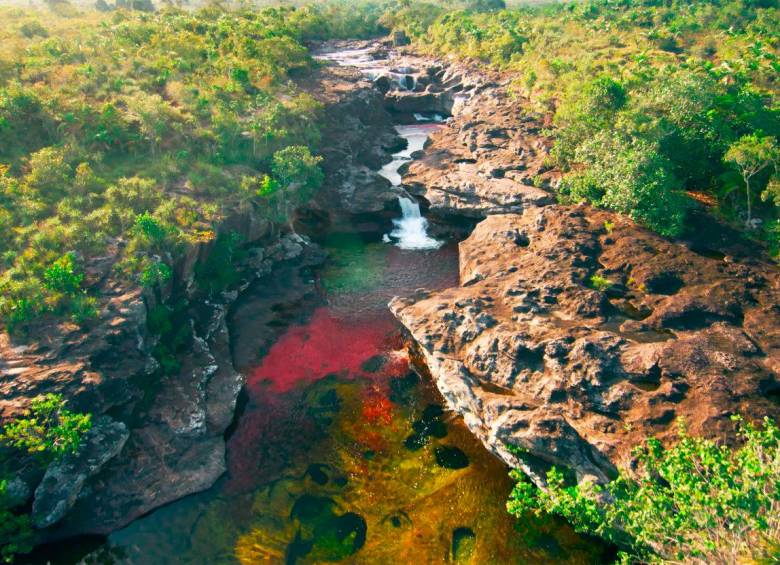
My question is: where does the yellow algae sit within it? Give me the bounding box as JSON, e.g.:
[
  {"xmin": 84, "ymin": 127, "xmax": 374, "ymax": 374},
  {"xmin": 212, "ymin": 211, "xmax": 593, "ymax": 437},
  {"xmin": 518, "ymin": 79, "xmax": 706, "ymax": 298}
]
[{"xmin": 229, "ymin": 379, "xmax": 603, "ymax": 564}]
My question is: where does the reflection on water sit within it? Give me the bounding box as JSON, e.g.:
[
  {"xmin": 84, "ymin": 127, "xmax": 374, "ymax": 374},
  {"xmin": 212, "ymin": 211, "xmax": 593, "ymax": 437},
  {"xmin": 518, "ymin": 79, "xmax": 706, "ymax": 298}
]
[{"xmin": 103, "ymin": 233, "xmax": 604, "ymax": 564}]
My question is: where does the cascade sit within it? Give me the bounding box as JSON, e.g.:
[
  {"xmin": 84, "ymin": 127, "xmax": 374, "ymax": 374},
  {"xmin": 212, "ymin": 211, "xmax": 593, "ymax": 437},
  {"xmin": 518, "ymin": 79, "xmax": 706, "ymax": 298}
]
[{"xmin": 387, "ymin": 196, "xmax": 442, "ymax": 250}]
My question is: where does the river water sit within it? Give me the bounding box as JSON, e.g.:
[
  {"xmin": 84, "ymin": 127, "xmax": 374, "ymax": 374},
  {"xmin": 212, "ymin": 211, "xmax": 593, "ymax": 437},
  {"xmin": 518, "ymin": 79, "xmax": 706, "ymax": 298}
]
[
  {"xmin": 98, "ymin": 230, "xmax": 602, "ymax": 564},
  {"xmin": 36, "ymin": 46, "xmax": 608, "ymax": 565}
]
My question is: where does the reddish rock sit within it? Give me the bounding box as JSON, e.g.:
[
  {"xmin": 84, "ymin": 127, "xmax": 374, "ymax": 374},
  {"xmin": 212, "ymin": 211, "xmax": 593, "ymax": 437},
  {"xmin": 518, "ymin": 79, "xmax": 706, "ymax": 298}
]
[{"xmin": 392, "ymin": 207, "xmax": 780, "ymax": 488}]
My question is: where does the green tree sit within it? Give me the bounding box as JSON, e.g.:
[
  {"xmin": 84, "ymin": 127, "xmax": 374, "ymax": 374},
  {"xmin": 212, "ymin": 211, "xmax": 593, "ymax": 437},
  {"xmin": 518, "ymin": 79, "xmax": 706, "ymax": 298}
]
[
  {"xmin": 268, "ymin": 145, "xmax": 323, "ymax": 234},
  {"xmin": 724, "ymin": 135, "xmax": 779, "ymax": 227},
  {"xmin": 508, "ymin": 417, "xmax": 780, "ymax": 564}
]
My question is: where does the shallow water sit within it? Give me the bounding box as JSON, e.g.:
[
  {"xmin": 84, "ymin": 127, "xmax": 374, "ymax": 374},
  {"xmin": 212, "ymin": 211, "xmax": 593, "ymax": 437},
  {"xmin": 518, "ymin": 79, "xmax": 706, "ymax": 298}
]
[
  {"xmin": 48, "ymin": 46, "xmax": 611, "ymax": 565},
  {"xmin": 97, "ymin": 233, "xmax": 605, "ymax": 565}
]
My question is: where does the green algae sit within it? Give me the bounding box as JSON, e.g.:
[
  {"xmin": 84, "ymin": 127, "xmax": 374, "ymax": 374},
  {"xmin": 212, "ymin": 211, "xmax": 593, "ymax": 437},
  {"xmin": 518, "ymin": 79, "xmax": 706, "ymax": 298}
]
[
  {"xmin": 320, "ymin": 233, "xmax": 387, "ymax": 294},
  {"xmin": 227, "ymin": 378, "xmax": 606, "ymax": 564}
]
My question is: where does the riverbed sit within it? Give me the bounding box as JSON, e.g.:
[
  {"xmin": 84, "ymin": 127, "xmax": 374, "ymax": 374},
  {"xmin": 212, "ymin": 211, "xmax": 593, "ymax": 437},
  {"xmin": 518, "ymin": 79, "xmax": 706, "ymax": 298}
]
[{"xmin": 37, "ymin": 45, "xmax": 608, "ymax": 565}]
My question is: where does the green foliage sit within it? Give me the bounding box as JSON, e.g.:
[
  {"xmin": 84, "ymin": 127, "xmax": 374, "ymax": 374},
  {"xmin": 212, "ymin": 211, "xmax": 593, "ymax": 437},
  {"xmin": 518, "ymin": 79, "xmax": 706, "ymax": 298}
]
[
  {"xmin": 132, "ymin": 212, "xmax": 173, "ymax": 251},
  {"xmin": 146, "ymin": 300, "xmax": 192, "ymax": 376},
  {"xmin": 0, "ymin": 482, "xmax": 33, "ymax": 565},
  {"xmin": 589, "ymin": 274, "xmax": 613, "ymax": 292},
  {"xmin": 0, "ymin": 394, "xmax": 92, "ymax": 461},
  {"xmin": 724, "ymin": 134, "xmax": 779, "ymax": 225},
  {"xmin": 43, "ymin": 252, "xmax": 83, "ymax": 294},
  {"xmin": 508, "ymin": 417, "xmax": 780, "ymax": 564},
  {"xmin": 261, "ymin": 145, "xmax": 324, "ymax": 226},
  {"xmin": 195, "ymin": 231, "xmax": 246, "ymax": 295},
  {"xmin": 559, "ymin": 135, "xmax": 691, "ymax": 237},
  {"xmin": 139, "ymin": 260, "xmax": 172, "ymax": 289},
  {"xmin": 0, "ymin": 5, "xmax": 344, "ymax": 330}
]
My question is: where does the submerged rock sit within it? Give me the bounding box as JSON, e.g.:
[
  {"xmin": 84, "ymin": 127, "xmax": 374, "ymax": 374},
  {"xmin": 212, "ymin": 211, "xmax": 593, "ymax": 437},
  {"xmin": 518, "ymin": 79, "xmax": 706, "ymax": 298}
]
[{"xmin": 435, "ymin": 445, "xmax": 470, "ymax": 469}]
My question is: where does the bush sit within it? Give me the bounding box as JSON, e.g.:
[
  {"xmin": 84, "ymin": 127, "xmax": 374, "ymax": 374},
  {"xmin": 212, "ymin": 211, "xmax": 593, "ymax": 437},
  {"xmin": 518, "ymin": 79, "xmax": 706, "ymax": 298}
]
[
  {"xmin": 43, "ymin": 252, "xmax": 83, "ymax": 294},
  {"xmin": 559, "ymin": 135, "xmax": 691, "ymax": 237},
  {"xmin": 0, "ymin": 394, "xmax": 92, "ymax": 461},
  {"xmin": 508, "ymin": 417, "xmax": 780, "ymax": 564},
  {"xmin": 589, "ymin": 274, "xmax": 613, "ymax": 292},
  {"xmin": 140, "ymin": 260, "xmax": 172, "ymax": 289}
]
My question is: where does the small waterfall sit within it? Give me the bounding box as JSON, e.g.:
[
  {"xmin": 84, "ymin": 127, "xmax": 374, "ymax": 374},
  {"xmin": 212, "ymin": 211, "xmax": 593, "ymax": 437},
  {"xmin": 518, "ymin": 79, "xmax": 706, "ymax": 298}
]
[{"xmin": 387, "ymin": 196, "xmax": 442, "ymax": 250}]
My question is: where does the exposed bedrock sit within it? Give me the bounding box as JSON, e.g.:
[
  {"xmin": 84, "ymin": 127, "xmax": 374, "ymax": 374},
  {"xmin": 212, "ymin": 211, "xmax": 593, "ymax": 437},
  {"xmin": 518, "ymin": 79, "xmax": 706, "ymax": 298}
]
[
  {"xmin": 399, "ymin": 66, "xmax": 557, "ymax": 219},
  {"xmin": 391, "ymin": 208, "xmax": 780, "ymax": 487},
  {"xmin": 380, "ymin": 46, "xmax": 779, "ymax": 487},
  {"xmin": 308, "ymin": 63, "xmax": 403, "ymax": 216},
  {"xmin": 0, "ymin": 60, "xmax": 398, "ymax": 541}
]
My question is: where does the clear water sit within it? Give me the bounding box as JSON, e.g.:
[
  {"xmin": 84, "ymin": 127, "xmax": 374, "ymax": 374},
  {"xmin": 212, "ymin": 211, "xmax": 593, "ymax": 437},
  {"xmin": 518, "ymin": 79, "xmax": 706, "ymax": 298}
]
[
  {"xmin": 377, "ymin": 124, "xmax": 438, "ymax": 187},
  {"xmin": 96, "ymin": 233, "xmax": 605, "ymax": 564}
]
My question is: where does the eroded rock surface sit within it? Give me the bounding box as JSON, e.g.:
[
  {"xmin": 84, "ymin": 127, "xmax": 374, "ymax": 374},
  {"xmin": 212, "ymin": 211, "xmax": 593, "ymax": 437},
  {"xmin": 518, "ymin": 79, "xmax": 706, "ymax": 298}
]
[
  {"xmin": 392, "ymin": 208, "xmax": 780, "ymax": 487},
  {"xmin": 376, "ymin": 45, "xmax": 780, "ymax": 487},
  {"xmin": 401, "ymin": 64, "xmax": 556, "ymax": 219}
]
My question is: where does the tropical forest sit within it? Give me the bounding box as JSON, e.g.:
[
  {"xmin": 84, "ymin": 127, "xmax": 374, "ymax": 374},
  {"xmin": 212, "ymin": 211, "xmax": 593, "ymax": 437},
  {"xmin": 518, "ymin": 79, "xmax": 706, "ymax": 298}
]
[{"xmin": 0, "ymin": 0, "xmax": 778, "ymax": 563}]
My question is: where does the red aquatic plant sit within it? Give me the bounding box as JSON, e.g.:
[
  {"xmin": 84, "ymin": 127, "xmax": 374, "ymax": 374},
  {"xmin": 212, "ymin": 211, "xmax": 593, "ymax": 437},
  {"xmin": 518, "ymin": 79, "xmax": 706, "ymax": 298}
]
[
  {"xmin": 246, "ymin": 307, "xmax": 395, "ymax": 395},
  {"xmin": 361, "ymin": 388, "xmax": 395, "ymax": 426}
]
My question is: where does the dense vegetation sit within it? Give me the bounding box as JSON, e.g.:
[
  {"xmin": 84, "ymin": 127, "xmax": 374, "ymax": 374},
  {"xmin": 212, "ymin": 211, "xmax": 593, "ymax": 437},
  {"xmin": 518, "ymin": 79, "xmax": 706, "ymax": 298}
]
[
  {"xmin": 0, "ymin": 1, "xmax": 390, "ymax": 332},
  {"xmin": 0, "ymin": 395, "xmax": 91, "ymax": 563},
  {"xmin": 386, "ymin": 0, "xmax": 780, "ymax": 243},
  {"xmin": 508, "ymin": 417, "xmax": 780, "ymax": 564}
]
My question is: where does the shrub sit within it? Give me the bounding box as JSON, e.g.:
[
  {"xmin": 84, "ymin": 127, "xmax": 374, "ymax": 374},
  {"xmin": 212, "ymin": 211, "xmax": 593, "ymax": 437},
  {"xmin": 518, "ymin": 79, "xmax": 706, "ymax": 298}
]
[
  {"xmin": 0, "ymin": 394, "xmax": 92, "ymax": 461},
  {"xmin": 589, "ymin": 274, "xmax": 613, "ymax": 292},
  {"xmin": 43, "ymin": 252, "xmax": 83, "ymax": 294},
  {"xmin": 18, "ymin": 20, "xmax": 48, "ymax": 39},
  {"xmin": 140, "ymin": 260, "xmax": 172, "ymax": 289},
  {"xmin": 558, "ymin": 135, "xmax": 691, "ymax": 237},
  {"xmin": 508, "ymin": 417, "xmax": 780, "ymax": 564}
]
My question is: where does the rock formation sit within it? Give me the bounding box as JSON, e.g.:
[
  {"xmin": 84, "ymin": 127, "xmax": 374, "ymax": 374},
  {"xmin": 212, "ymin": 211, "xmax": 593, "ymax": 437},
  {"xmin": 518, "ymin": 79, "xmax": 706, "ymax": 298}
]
[
  {"xmin": 387, "ymin": 48, "xmax": 780, "ymax": 488},
  {"xmin": 0, "ymin": 59, "xmax": 403, "ymax": 541}
]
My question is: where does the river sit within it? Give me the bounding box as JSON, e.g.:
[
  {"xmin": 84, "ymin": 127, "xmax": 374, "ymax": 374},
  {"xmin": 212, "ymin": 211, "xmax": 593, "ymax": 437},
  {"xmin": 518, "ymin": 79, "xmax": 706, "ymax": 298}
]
[{"xmin": 32, "ymin": 45, "xmax": 607, "ymax": 565}]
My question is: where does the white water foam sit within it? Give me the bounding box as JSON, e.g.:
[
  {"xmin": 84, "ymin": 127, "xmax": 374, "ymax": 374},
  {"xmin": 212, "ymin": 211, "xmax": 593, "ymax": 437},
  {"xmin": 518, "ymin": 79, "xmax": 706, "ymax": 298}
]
[
  {"xmin": 389, "ymin": 197, "xmax": 442, "ymax": 250},
  {"xmin": 376, "ymin": 124, "xmax": 443, "ymax": 250}
]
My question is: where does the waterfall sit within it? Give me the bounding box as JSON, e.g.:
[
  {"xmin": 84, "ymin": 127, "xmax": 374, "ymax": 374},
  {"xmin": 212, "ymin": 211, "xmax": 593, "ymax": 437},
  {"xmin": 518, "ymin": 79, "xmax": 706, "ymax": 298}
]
[
  {"xmin": 387, "ymin": 196, "xmax": 442, "ymax": 250},
  {"xmin": 376, "ymin": 124, "xmax": 443, "ymax": 250}
]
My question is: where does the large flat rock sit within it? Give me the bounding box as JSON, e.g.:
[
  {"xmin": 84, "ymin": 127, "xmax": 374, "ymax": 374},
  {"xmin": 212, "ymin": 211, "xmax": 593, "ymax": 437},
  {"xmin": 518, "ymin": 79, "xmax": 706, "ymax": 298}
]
[{"xmin": 392, "ymin": 209, "xmax": 780, "ymax": 487}]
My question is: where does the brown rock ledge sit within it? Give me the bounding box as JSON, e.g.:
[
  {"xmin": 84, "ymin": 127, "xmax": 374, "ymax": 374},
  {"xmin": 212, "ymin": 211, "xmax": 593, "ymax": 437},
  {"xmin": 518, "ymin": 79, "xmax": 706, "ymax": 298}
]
[{"xmin": 391, "ymin": 208, "xmax": 780, "ymax": 487}]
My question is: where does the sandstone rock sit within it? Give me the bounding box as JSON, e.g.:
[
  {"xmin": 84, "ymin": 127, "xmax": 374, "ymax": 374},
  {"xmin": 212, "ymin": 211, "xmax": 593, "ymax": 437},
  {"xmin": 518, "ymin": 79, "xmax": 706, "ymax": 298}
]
[
  {"xmin": 392, "ymin": 209, "xmax": 780, "ymax": 489},
  {"xmin": 32, "ymin": 416, "xmax": 129, "ymax": 528}
]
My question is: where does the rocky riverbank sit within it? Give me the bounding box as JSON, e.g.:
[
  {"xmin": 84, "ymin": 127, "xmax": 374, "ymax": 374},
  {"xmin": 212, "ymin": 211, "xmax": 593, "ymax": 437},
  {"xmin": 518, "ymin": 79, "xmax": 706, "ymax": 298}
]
[
  {"xmin": 3, "ymin": 34, "xmax": 778, "ymax": 547},
  {"xmin": 0, "ymin": 52, "xmax": 404, "ymax": 543},
  {"xmin": 385, "ymin": 44, "xmax": 780, "ymax": 488}
]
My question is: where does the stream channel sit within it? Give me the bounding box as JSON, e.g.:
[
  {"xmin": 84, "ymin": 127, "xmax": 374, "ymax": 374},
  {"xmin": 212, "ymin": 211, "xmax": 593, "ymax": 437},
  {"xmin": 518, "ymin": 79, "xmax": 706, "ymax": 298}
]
[{"xmin": 35, "ymin": 46, "xmax": 608, "ymax": 565}]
